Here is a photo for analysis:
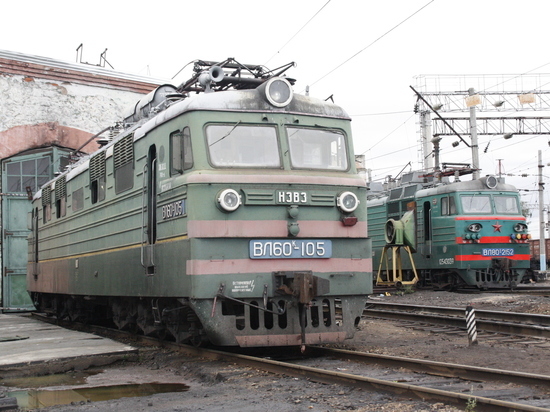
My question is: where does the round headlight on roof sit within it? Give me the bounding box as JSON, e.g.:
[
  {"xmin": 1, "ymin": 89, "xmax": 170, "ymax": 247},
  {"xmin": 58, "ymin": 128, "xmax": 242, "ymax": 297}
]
[
  {"xmin": 264, "ymin": 77, "xmax": 293, "ymax": 107},
  {"xmin": 485, "ymin": 175, "xmax": 498, "ymax": 189},
  {"xmin": 217, "ymin": 188, "xmax": 241, "ymax": 212},
  {"xmin": 337, "ymin": 191, "xmax": 359, "ymax": 213}
]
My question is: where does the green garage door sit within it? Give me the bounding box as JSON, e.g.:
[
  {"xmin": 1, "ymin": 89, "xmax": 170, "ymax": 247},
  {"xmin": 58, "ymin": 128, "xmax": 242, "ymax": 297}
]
[
  {"xmin": 3, "ymin": 195, "xmax": 33, "ymax": 311},
  {"xmin": 1, "ymin": 148, "xmax": 70, "ymax": 312}
]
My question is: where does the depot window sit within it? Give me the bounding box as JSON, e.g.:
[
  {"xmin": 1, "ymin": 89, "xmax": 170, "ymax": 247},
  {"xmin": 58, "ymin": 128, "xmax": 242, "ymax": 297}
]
[
  {"xmin": 286, "ymin": 127, "xmax": 348, "ymax": 171},
  {"xmin": 494, "ymin": 195, "xmax": 520, "ymax": 214},
  {"xmin": 6, "ymin": 156, "xmax": 50, "ymax": 193},
  {"xmin": 206, "ymin": 124, "xmax": 280, "ymax": 168}
]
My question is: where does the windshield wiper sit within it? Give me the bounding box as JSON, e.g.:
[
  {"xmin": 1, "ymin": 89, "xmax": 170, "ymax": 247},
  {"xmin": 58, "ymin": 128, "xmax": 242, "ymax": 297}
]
[{"xmin": 209, "ymin": 121, "xmax": 241, "ymax": 146}]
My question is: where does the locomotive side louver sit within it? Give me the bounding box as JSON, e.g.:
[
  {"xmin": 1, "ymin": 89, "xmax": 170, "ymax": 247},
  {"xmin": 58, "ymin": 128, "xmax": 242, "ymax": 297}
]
[
  {"xmin": 90, "ymin": 151, "xmax": 106, "ymax": 184},
  {"xmin": 42, "ymin": 186, "xmax": 51, "ymax": 206},
  {"xmin": 114, "ymin": 134, "xmax": 134, "ymax": 170},
  {"xmin": 55, "ymin": 176, "xmax": 67, "ymax": 200}
]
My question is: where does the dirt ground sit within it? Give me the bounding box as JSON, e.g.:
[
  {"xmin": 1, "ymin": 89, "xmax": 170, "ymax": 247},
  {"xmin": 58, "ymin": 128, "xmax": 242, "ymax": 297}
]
[{"xmin": 1, "ymin": 288, "xmax": 549, "ymax": 412}]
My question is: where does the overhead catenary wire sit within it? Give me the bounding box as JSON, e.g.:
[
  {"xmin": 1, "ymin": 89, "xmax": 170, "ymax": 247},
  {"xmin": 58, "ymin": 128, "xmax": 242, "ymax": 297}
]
[
  {"xmin": 264, "ymin": 0, "xmax": 332, "ymax": 67},
  {"xmin": 306, "ymin": 0, "xmax": 436, "ymax": 90},
  {"xmin": 361, "ymin": 113, "xmax": 416, "ymax": 154}
]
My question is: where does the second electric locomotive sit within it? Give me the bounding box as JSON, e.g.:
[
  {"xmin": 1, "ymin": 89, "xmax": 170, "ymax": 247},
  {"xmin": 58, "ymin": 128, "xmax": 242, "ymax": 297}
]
[{"xmin": 367, "ymin": 170, "xmax": 530, "ymax": 289}]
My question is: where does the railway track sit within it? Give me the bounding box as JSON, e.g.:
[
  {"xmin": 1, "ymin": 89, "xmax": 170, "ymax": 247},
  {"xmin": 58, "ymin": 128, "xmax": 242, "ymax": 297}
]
[
  {"xmin": 374, "ymin": 285, "xmax": 550, "ymax": 296},
  {"xmin": 364, "ymin": 301, "xmax": 550, "ymax": 341},
  {"xmin": 31, "ymin": 313, "xmax": 550, "ymax": 411},
  {"xmin": 459, "ymin": 285, "xmax": 550, "ymax": 296}
]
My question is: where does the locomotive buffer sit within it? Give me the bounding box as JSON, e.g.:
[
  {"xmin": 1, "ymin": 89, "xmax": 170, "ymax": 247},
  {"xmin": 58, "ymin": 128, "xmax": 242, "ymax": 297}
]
[{"xmin": 376, "ymin": 210, "xmax": 419, "ymax": 288}]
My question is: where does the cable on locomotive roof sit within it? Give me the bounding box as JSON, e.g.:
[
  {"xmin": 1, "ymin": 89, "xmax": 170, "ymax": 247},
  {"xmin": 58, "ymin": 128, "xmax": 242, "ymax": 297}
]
[{"xmin": 176, "ymin": 58, "xmax": 296, "ymax": 95}]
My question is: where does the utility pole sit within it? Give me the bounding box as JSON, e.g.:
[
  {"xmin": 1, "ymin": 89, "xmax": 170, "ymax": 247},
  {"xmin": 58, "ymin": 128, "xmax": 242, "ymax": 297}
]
[
  {"xmin": 539, "ymin": 150, "xmax": 546, "ymax": 271},
  {"xmin": 420, "ymin": 111, "xmax": 434, "ymax": 171},
  {"xmin": 497, "ymin": 159, "xmax": 503, "ymax": 179},
  {"xmin": 468, "ymin": 88, "xmax": 480, "ymax": 180}
]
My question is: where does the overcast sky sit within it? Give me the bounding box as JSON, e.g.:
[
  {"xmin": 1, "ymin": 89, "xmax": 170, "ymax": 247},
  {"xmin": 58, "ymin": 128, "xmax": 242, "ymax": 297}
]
[{"xmin": 3, "ymin": 0, "xmax": 550, "ymax": 236}]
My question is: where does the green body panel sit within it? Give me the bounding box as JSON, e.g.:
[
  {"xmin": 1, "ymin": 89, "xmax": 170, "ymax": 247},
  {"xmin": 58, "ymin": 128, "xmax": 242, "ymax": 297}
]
[{"xmin": 28, "ymin": 109, "xmax": 372, "ymax": 298}]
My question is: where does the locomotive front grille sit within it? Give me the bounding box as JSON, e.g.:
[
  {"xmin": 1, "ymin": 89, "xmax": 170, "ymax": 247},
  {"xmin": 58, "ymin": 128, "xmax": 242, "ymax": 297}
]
[
  {"xmin": 221, "ymin": 297, "xmax": 344, "ymax": 332},
  {"xmin": 194, "ymin": 295, "xmax": 364, "ymax": 347}
]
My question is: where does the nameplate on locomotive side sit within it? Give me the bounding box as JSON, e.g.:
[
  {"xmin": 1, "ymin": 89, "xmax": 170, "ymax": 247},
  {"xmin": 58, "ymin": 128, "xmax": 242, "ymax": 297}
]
[
  {"xmin": 249, "ymin": 239, "xmax": 332, "ymax": 259},
  {"xmin": 481, "ymin": 248, "xmax": 514, "ymax": 257},
  {"xmin": 276, "ymin": 191, "xmax": 308, "ymax": 204},
  {"xmin": 161, "ymin": 199, "xmax": 185, "ymax": 220}
]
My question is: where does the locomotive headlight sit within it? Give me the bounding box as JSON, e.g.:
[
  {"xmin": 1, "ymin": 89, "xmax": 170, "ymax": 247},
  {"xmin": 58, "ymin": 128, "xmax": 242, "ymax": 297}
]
[
  {"xmin": 468, "ymin": 223, "xmax": 482, "ymax": 232},
  {"xmin": 337, "ymin": 191, "xmax": 359, "ymax": 213},
  {"xmin": 217, "ymin": 188, "xmax": 241, "ymax": 212},
  {"xmin": 513, "ymin": 223, "xmax": 528, "ymax": 232},
  {"xmin": 264, "ymin": 77, "xmax": 293, "ymax": 107}
]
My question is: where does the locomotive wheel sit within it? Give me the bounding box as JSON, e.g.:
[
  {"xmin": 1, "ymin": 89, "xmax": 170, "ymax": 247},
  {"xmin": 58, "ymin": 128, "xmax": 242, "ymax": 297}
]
[
  {"xmin": 137, "ymin": 302, "xmax": 155, "ymax": 335},
  {"xmin": 111, "ymin": 298, "xmax": 138, "ymax": 331},
  {"xmin": 69, "ymin": 297, "xmax": 93, "ymax": 324},
  {"xmin": 189, "ymin": 329, "xmax": 208, "ymax": 347},
  {"xmin": 190, "ymin": 333, "xmax": 203, "ymax": 347},
  {"xmin": 136, "ymin": 301, "xmax": 166, "ymax": 337}
]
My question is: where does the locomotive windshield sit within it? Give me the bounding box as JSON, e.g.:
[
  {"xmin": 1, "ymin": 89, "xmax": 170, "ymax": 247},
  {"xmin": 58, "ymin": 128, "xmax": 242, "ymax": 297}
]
[
  {"xmin": 205, "ymin": 124, "xmax": 349, "ymax": 170},
  {"xmin": 206, "ymin": 124, "xmax": 281, "ymax": 167},
  {"xmin": 460, "ymin": 194, "xmax": 520, "ymax": 214},
  {"xmin": 494, "ymin": 195, "xmax": 520, "ymax": 214},
  {"xmin": 287, "ymin": 127, "xmax": 348, "ymax": 170},
  {"xmin": 461, "ymin": 195, "xmax": 491, "ymax": 213}
]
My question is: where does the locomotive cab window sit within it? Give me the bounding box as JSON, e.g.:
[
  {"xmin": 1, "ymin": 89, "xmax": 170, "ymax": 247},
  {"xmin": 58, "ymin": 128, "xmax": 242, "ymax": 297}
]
[
  {"xmin": 441, "ymin": 196, "xmax": 456, "ymax": 216},
  {"xmin": 286, "ymin": 127, "xmax": 348, "ymax": 170},
  {"xmin": 494, "ymin": 195, "xmax": 520, "ymax": 214},
  {"xmin": 206, "ymin": 124, "xmax": 280, "ymax": 168},
  {"xmin": 171, "ymin": 127, "xmax": 193, "ymax": 174},
  {"xmin": 461, "ymin": 195, "xmax": 491, "ymax": 214}
]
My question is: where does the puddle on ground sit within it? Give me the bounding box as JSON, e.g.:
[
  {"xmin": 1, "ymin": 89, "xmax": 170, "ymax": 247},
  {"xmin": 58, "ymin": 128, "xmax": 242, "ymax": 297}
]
[
  {"xmin": 1, "ymin": 370, "xmax": 102, "ymax": 388},
  {"xmin": 8, "ymin": 382, "xmax": 189, "ymax": 410}
]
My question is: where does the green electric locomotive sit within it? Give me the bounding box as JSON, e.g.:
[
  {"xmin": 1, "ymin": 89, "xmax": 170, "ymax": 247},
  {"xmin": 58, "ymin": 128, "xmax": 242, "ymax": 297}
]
[
  {"xmin": 27, "ymin": 59, "xmax": 372, "ymax": 348},
  {"xmin": 367, "ymin": 170, "xmax": 530, "ymax": 289}
]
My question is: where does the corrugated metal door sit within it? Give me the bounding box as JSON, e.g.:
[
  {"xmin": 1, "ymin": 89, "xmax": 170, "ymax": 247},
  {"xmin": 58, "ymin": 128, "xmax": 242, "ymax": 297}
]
[
  {"xmin": 1, "ymin": 148, "xmax": 72, "ymax": 312},
  {"xmin": 2, "ymin": 195, "xmax": 33, "ymax": 311},
  {"xmin": 2, "ymin": 152, "xmax": 51, "ymax": 312}
]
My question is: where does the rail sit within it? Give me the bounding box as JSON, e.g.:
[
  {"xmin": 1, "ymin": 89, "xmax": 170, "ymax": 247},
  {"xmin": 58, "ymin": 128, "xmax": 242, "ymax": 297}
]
[
  {"xmin": 31, "ymin": 313, "xmax": 550, "ymax": 411},
  {"xmin": 364, "ymin": 301, "xmax": 550, "ymax": 338}
]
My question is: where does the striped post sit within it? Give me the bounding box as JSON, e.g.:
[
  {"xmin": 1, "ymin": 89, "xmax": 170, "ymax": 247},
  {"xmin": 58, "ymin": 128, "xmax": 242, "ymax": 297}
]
[{"xmin": 465, "ymin": 305, "xmax": 478, "ymax": 346}]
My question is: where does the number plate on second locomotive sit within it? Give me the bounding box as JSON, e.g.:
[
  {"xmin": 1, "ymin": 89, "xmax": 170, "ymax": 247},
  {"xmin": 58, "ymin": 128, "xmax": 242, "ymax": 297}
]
[
  {"xmin": 250, "ymin": 240, "xmax": 332, "ymax": 259},
  {"xmin": 481, "ymin": 248, "xmax": 514, "ymax": 257}
]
